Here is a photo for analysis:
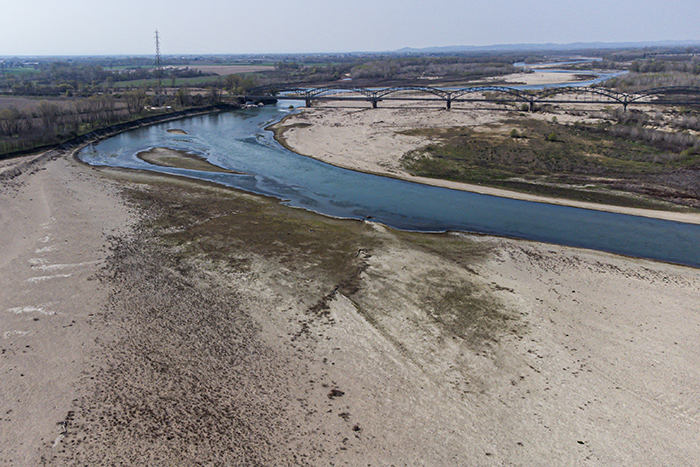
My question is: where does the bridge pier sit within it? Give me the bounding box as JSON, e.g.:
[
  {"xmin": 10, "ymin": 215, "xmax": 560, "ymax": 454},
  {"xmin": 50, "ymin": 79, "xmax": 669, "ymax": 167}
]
[
  {"xmin": 371, "ymin": 99, "xmax": 378, "ymax": 109},
  {"xmin": 446, "ymin": 99, "xmax": 451, "ymax": 110},
  {"xmin": 305, "ymin": 98, "xmax": 312, "ymax": 108},
  {"xmin": 529, "ymin": 100, "xmax": 534, "ymax": 112}
]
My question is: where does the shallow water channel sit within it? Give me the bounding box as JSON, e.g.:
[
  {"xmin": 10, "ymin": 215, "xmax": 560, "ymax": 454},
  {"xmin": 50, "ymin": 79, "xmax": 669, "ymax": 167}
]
[{"xmin": 80, "ymin": 103, "xmax": 700, "ymax": 268}]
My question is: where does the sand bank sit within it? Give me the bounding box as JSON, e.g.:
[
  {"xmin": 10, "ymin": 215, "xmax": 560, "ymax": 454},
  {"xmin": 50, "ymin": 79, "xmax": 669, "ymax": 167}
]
[
  {"xmin": 1, "ymin": 147, "xmax": 699, "ymax": 466},
  {"xmin": 271, "ymin": 105, "xmax": 700, "ymax": 225},
  {"xmin": 137, "ymin": 147, "xmax": 240, "ymax": 173},
  {"xmin": 495, "ymin": 70, "xmax": 595, "ymax": 86}
]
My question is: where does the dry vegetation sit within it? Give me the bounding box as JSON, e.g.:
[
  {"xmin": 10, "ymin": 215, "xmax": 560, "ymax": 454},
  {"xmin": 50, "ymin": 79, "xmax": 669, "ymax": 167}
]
[{"xmin": 401, "ymin": 106, "xmax": 700, "ymax": 210}]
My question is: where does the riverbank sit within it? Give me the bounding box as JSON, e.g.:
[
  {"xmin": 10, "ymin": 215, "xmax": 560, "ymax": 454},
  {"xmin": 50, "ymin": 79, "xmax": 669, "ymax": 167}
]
[
  {"xmin": 2, "ymin": 148, "xmax": 700, "ymax": 466},
  {"xmin": 491, "ymin": 69, "xmax": 596, "ymax": 86},
  {"xmin": 0, "ymin": 151, "xmax": 133, "ymax": 465},
  {"xmin": 270, "ymin": 104, "xmax": 700, "ymax": 225},
  {"xmin": 0, "ymin": 103, "xmax": 241, "ymax": 162}
]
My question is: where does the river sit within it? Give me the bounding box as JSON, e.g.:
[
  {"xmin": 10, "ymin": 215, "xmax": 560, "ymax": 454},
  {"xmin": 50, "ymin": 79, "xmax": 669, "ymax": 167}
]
[{"xmin": 79, "ymin": 102, "xmax": 700, "ymax": 268}]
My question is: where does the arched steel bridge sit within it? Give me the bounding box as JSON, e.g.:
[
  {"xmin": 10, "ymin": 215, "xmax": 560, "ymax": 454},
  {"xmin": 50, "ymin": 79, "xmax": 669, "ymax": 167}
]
[{"xmin": 244, "ymin": 84, "xmax": 700, "ymax": 111}]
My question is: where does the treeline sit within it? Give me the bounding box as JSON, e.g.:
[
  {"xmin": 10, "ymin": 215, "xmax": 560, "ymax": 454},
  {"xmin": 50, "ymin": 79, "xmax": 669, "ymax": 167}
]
[
  {"xmin": 223, "ymin": 74, "xmax": 263, "ymax": 95},
  {"xmin": 1, "ymin": 62, "xmax": 211, "ymax": 97},
  {"xmin": 268, "ymin": 55, "xmax": 519, "ymax": 85},
  {"xmin": 0, "ymin": 87, "xmax": 243, "ymax": 155},
  {"xmin": 0, "ymin": 96, "xmax": 123, "ymax": 153},
  {"xmin": 598, "ymin": 53, "xmax": 700, "ymax": 91},
  {"xmin": 629, "ymin": 57, "xmax": 700, "ymax": 74},
  {"xmin": 605, "ymin": 106, "xmax": 700, "ymax": 137},
  {"xmin": 271, "ymin": 61, "xmax": 353, "ymax": 83},
  {"xmin": 601, "ymin": 73, "xmax": 700, "ymax": 92},
  {"xmin": 599, "ymin": 46, "xmax": 700, "ymax": 63},
  {"xmin": 600, "ymin": 123, "xmax": 700, "ymax": 158},
  {"xmin": 349, "ymin": 56, "xmax": 516, "ymax": 82}
]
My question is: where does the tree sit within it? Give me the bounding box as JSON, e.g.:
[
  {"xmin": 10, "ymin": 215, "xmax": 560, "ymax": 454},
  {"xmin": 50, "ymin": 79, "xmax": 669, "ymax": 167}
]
[
  {"xmin": 225, "ymin": 73, "xmax": 240, "ymax": 93},
  {"xmin": 0, "ymin": 106, "xmax": 23, "ymax": 137},
  {"xmin": 124, "ymin": 89, "xmax": 147, "ymax": 115},
  {"xmin": 175, "ymin": 86, "xmax": 191, "ymax": 107},
  {"xmin": 37, "ymin": 101, "xmax": 61, "ymax": 130},
  {"xmin": 208, "ymin": 87, "xmax": 222, "ymax": 104}
]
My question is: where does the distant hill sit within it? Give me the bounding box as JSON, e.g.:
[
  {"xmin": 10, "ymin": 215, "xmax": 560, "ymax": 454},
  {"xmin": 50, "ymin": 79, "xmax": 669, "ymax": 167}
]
[{"xmin": 394, "ymin": 40, "xmax": 700, "ymax": 54}]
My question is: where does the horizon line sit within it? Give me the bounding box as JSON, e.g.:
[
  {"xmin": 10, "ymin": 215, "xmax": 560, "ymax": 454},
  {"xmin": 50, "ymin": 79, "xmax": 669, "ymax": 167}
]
[{"xmin": 2, "ymin": 38, "xmax": 700, "ymax": 58}]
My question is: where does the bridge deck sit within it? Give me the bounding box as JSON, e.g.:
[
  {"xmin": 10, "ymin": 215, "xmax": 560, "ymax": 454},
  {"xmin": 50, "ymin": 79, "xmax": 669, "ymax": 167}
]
[{"xmin": 244, "ymin": 85, "xmax": 700, "ymax": 110}]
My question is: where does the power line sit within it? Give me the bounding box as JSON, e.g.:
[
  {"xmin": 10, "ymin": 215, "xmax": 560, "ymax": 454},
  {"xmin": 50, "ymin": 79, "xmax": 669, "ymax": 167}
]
[{"xmin": 154, "ymin": 30, "xmax": 163, "ymax": 95}]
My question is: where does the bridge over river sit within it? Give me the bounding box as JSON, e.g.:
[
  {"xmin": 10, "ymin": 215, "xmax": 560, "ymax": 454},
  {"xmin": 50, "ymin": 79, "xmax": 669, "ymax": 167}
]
[{"xmin": 244, "ymin": 84, "xmax": 700, "ymax": 111}]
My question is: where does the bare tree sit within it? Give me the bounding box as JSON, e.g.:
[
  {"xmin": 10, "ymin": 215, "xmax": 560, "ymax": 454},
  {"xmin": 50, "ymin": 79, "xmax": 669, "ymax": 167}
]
[{"xmin": 124, "ymin": 90, "xmax": 147, "ymax": 115}]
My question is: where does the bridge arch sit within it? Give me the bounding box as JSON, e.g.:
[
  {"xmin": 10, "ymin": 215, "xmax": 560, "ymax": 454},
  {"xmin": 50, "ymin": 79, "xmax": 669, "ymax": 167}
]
[
  {"xmin": 450, "ymin": 86, "xmax": 532, "ymax": 103},
  {"xmin": 534, "ymin": 86, "xmax": 626, "ymax": 103},
  {"xmin": 307, "ymin": 85, "xmax": 374, "ymax": 99},
  {"xmin": 246, "ymin": 84, "xmax": 309, "ymax": 97},
  {"xmin": 244, "ymin": 84, "xmax": 700, "ymax": 110},
  {"xmin": 373, "ymin": 86, "xmax": 450, "ymax": 100},
  {"xmin": 627, "ymin": 86, "xmax": 700, "ymax": 103}
]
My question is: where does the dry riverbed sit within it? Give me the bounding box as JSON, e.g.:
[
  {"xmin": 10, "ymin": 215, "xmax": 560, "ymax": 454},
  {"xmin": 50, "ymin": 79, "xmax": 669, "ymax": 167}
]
[
  {"xmin": 137, "ymin": 147, "xmax": 241, "ymax": 174},
  {"xmin": 270, "ymin": 103, "xmax": 700, "ymax": 224},
  {"xmin": 1, "ymin": 146, "xmax": 700, "ymax": 466}
]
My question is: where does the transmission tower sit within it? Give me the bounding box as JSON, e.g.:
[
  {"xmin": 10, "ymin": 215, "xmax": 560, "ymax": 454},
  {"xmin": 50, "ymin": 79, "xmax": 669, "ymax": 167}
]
[{"xmin": 154, "ymin": 29, "xmax": 163, "ymax": 99}]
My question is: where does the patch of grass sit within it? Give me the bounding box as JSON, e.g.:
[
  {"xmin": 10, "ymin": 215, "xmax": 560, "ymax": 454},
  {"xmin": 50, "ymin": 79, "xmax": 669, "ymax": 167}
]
[
  {"xmin": 122, "ymin": 176, "xmax": 380, "ymax": 297},
  {"xmin": 401, "ymin": 116, "xmax": 700, "ymax": 209},
  {"xmin": 3, "ymin": 67, "xmax": 38, "ymax": 76},
  {"xmin": 393, "ymin": 231, "xmax": 517, "ymax": 346},
  {"xmin": 395, "ymin": 231, "xmax": 492, "ymax": 269},
  {"xmin": 426, "ymin": 284, "xmax": 516, "ymax": 345},
  {"xmin": 492, "ymin": 179, "xmax": 682, "ymax": 210}
]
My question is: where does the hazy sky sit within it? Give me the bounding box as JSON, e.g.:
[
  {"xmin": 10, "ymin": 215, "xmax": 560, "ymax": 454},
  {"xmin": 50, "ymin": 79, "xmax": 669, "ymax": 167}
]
[{"xmin": 2, "ymin": 0, "xmax": 699, "ymax": 55}]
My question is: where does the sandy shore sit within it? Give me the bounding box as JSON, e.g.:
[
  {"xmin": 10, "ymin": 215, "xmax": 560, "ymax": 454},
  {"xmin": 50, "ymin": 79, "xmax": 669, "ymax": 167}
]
[
  {"xmin": 1, "ymin": 148, "xmax": 700, "ymax": 466},
  {"xmin": 492, "ymin": 70, "xmax": 596, "ymax": 86},
  {"xmin": 137, "ymin": 147, "xmax": 240, "ymax": 173},
  {"xmin": 0, "ymin": 152, "xmax": 132, "ymax": 465},
  {"xmin": 272, "ymin": 105, "xmax": 700, "ymax": 225}
]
